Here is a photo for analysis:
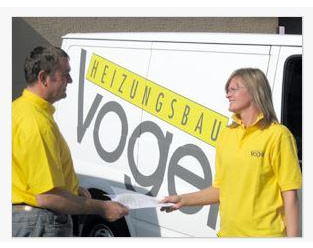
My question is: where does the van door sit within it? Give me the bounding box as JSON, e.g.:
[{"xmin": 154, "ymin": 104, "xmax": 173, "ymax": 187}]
[
  {"xmin": 281, "ymin": 55, "xmax": 302, "ymax": 168},
  {"xmin": 133, "ymin": 41, "xmax": 271, "ymax": 237},
  {"xmin": 271, "ymin": 46, "xmax": 302, "ymax": 166}
]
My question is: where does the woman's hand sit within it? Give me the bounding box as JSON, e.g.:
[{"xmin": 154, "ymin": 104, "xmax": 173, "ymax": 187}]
[{"xmin": 160, "ymin": 195, "xmax": 184, "ymax": 213}]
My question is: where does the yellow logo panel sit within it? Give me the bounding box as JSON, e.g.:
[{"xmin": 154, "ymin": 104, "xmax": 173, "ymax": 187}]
[{"xmin": 86, "ymin": 53, "xmax": 229, "ymax": 147}]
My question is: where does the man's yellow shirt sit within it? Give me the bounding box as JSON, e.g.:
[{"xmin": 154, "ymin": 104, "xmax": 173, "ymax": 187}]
[
  {"xmin": 12, "ymin": 89, "xmax": 79, "ymax": 206},
  {"xmin": 213, "ymin": 114, "xmax": 302, "ymax": 237}
]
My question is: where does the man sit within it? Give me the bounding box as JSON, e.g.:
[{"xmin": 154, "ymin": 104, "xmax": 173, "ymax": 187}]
[{"xmin": 12, "ymin": 46, "xmax": 129, "ymax": 237}]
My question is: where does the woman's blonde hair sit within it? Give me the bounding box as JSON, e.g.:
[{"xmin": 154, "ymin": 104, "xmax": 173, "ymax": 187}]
[{"xmin": 225, "ymin": 68, "xmax": 278, "ymax": 128}]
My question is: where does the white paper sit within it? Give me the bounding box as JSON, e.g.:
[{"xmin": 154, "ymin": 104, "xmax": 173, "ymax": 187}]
[{"xmin": 106, "ymin": 187, "xmax": 174, "ymax": 210}]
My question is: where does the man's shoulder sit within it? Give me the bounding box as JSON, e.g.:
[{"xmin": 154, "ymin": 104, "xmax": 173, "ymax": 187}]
[
  {"xmin": 13, "ymin": 97, "xmax": 52, "ymax": 132},
  {"xmin": 13, "ymin": 96, "xmax": 32, "ymax": 119}
]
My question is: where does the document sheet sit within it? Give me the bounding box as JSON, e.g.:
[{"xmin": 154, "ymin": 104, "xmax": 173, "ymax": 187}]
[{"xmin": 106, "ymin": 187, "xmax": 174, "ymax": 210}]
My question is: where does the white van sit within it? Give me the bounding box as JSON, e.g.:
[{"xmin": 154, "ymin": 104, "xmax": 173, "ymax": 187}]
[{"xmin": 57, "ymin": 32, "xmax": 302, "ymax": 237}]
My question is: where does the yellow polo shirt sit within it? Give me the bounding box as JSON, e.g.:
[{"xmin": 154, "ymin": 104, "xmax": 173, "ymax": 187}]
[
  {"xmin": 213, "ymin": 114, "xmax": 302, "ymax": 237},
  {"xmin": 12, "ymin": 89, "xmax": 79, "ymax": 206}
]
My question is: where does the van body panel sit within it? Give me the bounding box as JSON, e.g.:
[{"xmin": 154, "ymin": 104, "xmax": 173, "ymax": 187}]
[
  {"xmin": 271, "ymin": 46, "xmax": 302, "ymax": 121},
  {"xmin": 58, "ymin": 32, "xmax": 302, "ymax": 237},
  {"xmin": 62, "ymin": 32, "xmax": 301, "ymax": 47}
]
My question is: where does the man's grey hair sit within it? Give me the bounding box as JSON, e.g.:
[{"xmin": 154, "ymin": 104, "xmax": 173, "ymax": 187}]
[{"xmin": 24, "ymin": 46, "xmax": 69, "ymax": 85}]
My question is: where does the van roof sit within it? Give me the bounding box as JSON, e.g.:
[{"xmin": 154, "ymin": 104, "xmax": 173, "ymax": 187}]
[{"xmin": 62, "ymin": 32, "xmax": 302, "ymax": 47}]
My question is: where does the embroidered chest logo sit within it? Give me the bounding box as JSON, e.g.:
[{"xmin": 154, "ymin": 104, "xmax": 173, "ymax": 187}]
[{"xmin": 250, "ymin": 150, "xmax": 264, "ymax": 158}]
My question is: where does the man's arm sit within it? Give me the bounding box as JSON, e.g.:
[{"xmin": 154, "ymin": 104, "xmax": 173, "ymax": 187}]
[
  {"xmin": 36, "ymin": 187, "xmax": 128, "ymax": 222},
  {"xmin": 282, "ymin": 189, "xmax": 300, "ymax": 237}
]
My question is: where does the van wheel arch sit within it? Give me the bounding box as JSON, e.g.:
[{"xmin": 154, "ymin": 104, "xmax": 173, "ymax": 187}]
[{"xmin": 75, "ymin": 188, "xmax": 130, "ymax": 237}]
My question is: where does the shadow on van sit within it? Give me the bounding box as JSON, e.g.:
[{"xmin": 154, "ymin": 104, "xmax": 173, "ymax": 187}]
[
  {"xmin": 12, "ymin": 18, "xmax": 51, "ymax": 101},
  {"xmin": 75, "ymin": 174, "xmax": 162, "ymax": 237}
]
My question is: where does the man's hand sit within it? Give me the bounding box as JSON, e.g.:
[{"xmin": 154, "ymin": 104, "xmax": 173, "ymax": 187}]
[
  {"xmin": 98, "ymin": 200, "xmax": 129, "ymax": 222},
  {"xmin": 78, "ymin": 187, "xmax": 92, "ymax": 199}
]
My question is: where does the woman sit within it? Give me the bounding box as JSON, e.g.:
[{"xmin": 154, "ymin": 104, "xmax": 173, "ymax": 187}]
[{"xmin": 161, "ymin": 68, "xmax": 302, "ymax": 237}]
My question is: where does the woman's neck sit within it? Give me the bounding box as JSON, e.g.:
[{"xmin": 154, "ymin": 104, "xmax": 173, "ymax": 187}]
[{"xmin": 239, "ymin": 107, "xmax": 260, "ymax": 127}]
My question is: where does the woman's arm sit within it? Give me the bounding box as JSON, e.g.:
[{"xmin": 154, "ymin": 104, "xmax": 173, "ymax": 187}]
[
  {"xmin": 160, "ymin": 186, "xmax": 219, "ymax": 212},
  {"xmin": 282, "ymin": 189, "xmax": 300, "ymax": 237}
]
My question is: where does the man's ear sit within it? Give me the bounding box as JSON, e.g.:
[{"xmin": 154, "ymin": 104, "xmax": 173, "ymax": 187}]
[{"xmin": 38, "ymin": 70, "xmax": 48, "ymax": 86}]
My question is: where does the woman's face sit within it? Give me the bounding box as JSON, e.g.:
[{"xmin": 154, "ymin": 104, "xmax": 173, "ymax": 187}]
[{"xmin": 226, "ymin": 76, "xmax": 254, "ymax": 114}]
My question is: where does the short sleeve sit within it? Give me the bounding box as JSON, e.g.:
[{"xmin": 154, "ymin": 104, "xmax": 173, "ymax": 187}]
[
  {"xmin": 271, "ymin": 128, "xmax": 302, "ymax": 191},
  {"xmin": 24, "ymin": 124, "xmax": 65, "ymax": 194}
]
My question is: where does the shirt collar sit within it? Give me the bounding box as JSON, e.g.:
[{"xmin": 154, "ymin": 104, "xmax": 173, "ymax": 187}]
[
  {"xmin": 22, "ymin": 89, "xmax": 55, "ymax": 115},
  {"xmin": 232, "ymin": 112, "xmax": 264, "ymax": 127}
]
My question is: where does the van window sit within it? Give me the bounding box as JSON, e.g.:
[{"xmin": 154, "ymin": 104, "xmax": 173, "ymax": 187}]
[{"xmin": 281, "ymin": 55, "xmax": 302, "ymax": 168}]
